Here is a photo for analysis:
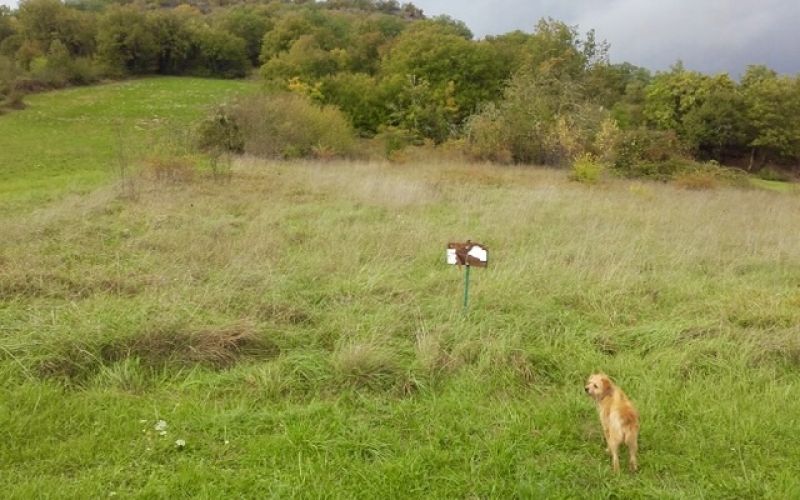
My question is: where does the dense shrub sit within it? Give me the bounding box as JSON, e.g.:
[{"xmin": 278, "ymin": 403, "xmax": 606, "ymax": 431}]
[
  {"xmin": 320, "ymin": 72, "xmax": 387, "ymax": 134},
  {"xmin": 464, "ymin": 72, "xmax": 612, "ymax": 166},
  {"xmin": 673, "ymin": 162, "xmax": 749, "ymax": 189},
  {"xmin": 569, "ymin": 153, "xmax": 604, "ymax": 184},
  {"xmin": 197, "ymin": 105, "xmax": 245, "ymax": 154},
  {"xmin": 464, "ymin": 103, "xmax": 512, "ymax": 164},
  {"xmin": 0, "ymin": 54, "xmax": 18, "ymax": 96},
  {"xmin": 375, "ymin": 125, "xmax": 416, "ymax": 158},
  {"xmin": 610, "ymin": 128, "xmax": 688, "ymax": 179},
  {"xmin": 674, "ymin": 170, "xmax": 718, "ymax": 190},
  {"xmin": 28, "ymin": 39, "xmax": 101, "ymax": 86},
  {"xmin": 198, "ymin": 93, "xmax": 356, "ymax": 159},
  {"xmin": 757, "ymin": 167, "xmax": 793, "ymax": 182}
]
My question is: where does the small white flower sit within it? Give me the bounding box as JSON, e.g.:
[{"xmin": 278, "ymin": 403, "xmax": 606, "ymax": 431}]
[
  {"xmin": 224, "ymin": 440, "xmax": 230, "ymax": 445},
  {"xmin": 175, "ymin": 439, "xmax": 186, "ymax": 448},
  {"xmin": 154, "ymin": 420, "xmax": 168, "ymax": 432}
]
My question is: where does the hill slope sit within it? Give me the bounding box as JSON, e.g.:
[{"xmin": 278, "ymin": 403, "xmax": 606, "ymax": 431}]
[{"xmin": 0, "ymin": 77, "xmax": 253, "ymax": 212}]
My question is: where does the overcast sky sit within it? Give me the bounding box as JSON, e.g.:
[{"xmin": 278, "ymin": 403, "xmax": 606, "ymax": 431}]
[
  {"xmin": 414, "ymin": 0, "xmax": 800, "ymax": 76},
  {"xmin": 1, "ymin": 0, "xmax": 798, "ymax": 76}
]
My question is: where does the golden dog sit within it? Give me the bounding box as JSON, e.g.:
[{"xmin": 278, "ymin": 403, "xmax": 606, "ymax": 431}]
[{"xmin": 585, "ymin": 373, "xmax": 639, "ymax": 473}]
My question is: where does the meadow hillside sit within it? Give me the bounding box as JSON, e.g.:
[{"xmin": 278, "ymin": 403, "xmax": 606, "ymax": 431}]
[
  {"xmin": 0, "ymin": 77, "xmax": 254, "ymax": 212},
  {"xmin": 2, "ymin": 81, "xmax": 800, "ymax": 498}
]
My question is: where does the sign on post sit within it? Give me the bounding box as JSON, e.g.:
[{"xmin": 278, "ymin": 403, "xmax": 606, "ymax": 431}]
[
  {"xmin": 446, "ymin": 240, "xmax": 488, "ymax": 268},
  {"xmin": 446, "ymin": 240, "xmax": 488, "ymax": 312}
]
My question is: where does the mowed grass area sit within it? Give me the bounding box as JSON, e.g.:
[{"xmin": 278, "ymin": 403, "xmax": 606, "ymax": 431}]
[
  {"xmin": 2, "ymin": 155, "xmax": 800, "ymax": 497},
  {"xmin": 750, "ymin": 177, "xmax": 799, "ymax": 193},
  {"xmin": 0, "ymin": 77, "xmax": 254, "ymax": 212}
]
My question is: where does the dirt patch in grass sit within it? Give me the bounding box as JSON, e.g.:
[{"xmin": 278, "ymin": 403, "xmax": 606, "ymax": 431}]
[
  {"xmin": 676, "ymin": 325, "xmax": 724, "ymax": 343},
  {"xmin": 593, "ymin": 335, "xmax": 618, "ymax": 356},
  {"xmin": 748, "ymin": 331, "xmax": 800, "ymax": 369},
  {"xmin": 254, "ymin": 302, "xmax": 313, "ymax": 325},
  {"xmin": 36, "ymin": 344, "xmax": 100, "ymax": 385},
  {"xmin": 0, "ymin": 272, "xmax": 144, "ymax": 300},
  {"xmin": 103, "ymin": 324, "xmax": 278, "ymax": 369},
  {"xmin": 37, "ymin": 324, "xmax": 279, "ymax": 386}
]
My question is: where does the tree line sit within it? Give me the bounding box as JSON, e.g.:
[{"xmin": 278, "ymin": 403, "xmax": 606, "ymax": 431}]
[{"xmin": 1, "ymin": 0, "xmax": 799, "ymax": 173}]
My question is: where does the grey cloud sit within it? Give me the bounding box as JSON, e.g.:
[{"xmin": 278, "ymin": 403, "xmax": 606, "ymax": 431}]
[{"xmin": 414, "ymin": 0, "xmax": 800, "ymax": 75}]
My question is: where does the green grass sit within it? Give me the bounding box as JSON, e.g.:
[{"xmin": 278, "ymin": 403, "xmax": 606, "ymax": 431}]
[
  {"xmin": 0, "ymin": 77, "xmax": 254, "ymax": 212},
  {"xmin": 2, "ymin": 81, "xmax": 800, "ymax": 497},
  {"xmin": 750, "ymin": 177, "xmax": 798, "ymax": 193}
]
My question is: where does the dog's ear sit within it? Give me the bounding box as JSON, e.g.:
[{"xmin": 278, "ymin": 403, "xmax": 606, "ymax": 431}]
[{"xmin": 599, "ymin": 375, "xmax": 614, "ymax": 397}]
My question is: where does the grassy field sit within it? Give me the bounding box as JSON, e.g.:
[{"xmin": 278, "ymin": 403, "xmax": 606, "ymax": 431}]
[
  {"xmin": 2, "ymin": 80, "xmax": 800, "ymax": 498},
  {"xmin": 0, "ymin": 77, "xmax": 254, "ymax": 213}
]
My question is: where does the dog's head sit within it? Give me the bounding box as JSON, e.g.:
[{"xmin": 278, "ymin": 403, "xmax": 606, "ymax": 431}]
[{"xmin": 585, "ymin": 373, "xmax": 613, "ymax": 401}]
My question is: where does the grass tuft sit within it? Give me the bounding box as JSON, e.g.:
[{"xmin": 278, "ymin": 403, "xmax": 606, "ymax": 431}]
[{"xmin": 333, "ymin": 342, "xmax": 400, "ymax": 391}]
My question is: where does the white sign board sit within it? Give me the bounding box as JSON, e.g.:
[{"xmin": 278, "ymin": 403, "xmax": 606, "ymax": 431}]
[
  {"xmin": 446, "ymin": 241, "xmax": 489, "ymax": 267},
  {"xmin": 467, "ymin": 246, "xmax": 487, "ymax": 263},
  {"xmin": 446, "ymin": 248, "xmax": 458, "ymax": 265}
]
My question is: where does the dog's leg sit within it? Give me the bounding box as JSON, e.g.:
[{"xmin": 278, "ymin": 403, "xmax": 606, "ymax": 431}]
[
  {"xmin": 600, "ymin": 414, "xmax": 610, "ymax": 453},
  {"xmin": 626, "ymin": 432, "xmax": 638, "ymax": 472},
  {"xmin": 608, "ymin": 436, "xmax": 621, "ymax": 473},
  {"xmin": 610, "ymin": 445, "xmax": 620, "ymax": 473}
]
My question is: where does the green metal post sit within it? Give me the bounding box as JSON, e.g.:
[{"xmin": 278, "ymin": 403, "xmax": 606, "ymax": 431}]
[{"xmin": 463, "ymin": 264, "xmax": 471, "ymax": 312}]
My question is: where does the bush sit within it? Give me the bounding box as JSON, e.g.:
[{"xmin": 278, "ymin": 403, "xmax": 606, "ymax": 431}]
[
  {"xmin": 569, "ymin": 153, "xmax": 604, "ymax": 184},
  {"xmin": 196, "ymin": 105, "xmax": 245, "ymax": 154},
  {"xmin": 698, "ymin": 161, "xmax": 751, "ymax": 188},
  {"xmin": 464, "ymin": 72, "xmax": 612, "ymax": 166},
  {"xmin": 0, "ymin": 54, "xmax": 18, "ymax": 90},
  {"xmin": 320, "ymin": 72, "xmax": 386, "ymax": 134},
  {"xmin": 29, "ymin": 43, "xmax": 103, "ymax": 87},
  {"xmin": 542, "ymin": 115, "xmax": 584, "ymax": 165},
  {"xmin": 671, "ymin": 161, "xmax": 749, "ymax": 190},
  {"xmin": 199, "ymin": 93, "xmax": 356, "ymax": 160},
  {"xmin": 757, "ymin": 167, "xmax": 793, "ymax": 182},
  {"xmin": 593, "ymin": 117, "xmax": 621, "ymax": 165},
  {"xmin": 612, "ymin": 128, "xmax": 688, "ymax": 179},
  {"xmin": 464, "ymin": 103, "xmax": 512, "ymax": 164},
  {"xmin": 674, "ymin": 170, "xmax": 718, "ymax": 190},
  {"xmin": 375, "ymin": 125, "xmax": 416, "ymax": 159},
  {"xmin": 65, "ymin": 57, "xmax": 103, "ymax": 85}
]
